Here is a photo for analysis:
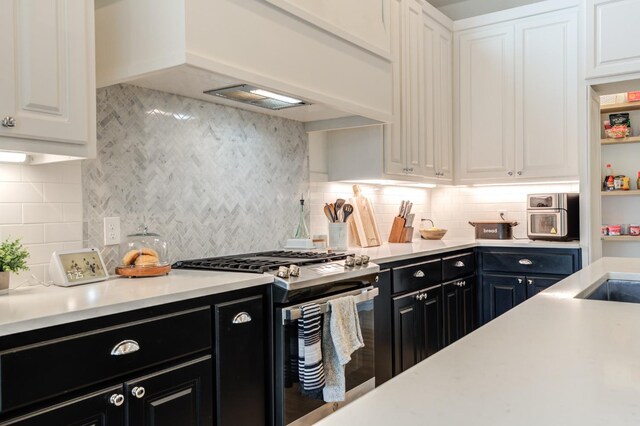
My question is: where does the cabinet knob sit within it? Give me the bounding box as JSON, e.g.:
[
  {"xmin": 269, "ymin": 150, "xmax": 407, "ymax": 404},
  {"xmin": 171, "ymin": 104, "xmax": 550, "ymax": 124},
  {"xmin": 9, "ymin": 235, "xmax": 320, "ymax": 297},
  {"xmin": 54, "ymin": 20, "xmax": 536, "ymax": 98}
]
[
  {"xmin": 232, "ymin": 312, "xmax": 252, "ymax": 324},
  {"xmin": 462, "ymin": 281, "xmax": 466, "ymax": 286},
  {"xmin": 109, "ymin": 394, "xmax": 125, "ymax": 407},
  {"xmin": 518, "ymin": 259, "xmax": 533, "ymax": 265},
  {"xmin": 507, "ymin": 171, "xmax": 513, "ymax": 176},
  {"xmin": 527, "ymin": 279, "xmax": 533, "ymax": 285},
  {"xmin": 1, "ymin": 116, "xmax": 15, "ymax": 128},
  {"xmin": 131, "ymin": 386, "xmax": 146, "ymax": 399},
  {"xmin": 413, "ymin": 270, "xmax": 425, "ymax": 278},
  {"xmin": 517, "ymin": 171, "xmax": 522, "ymax": 176},
  {"xmin": 407, "ymin": 167, "xmax": 414, "ymax": 172}
]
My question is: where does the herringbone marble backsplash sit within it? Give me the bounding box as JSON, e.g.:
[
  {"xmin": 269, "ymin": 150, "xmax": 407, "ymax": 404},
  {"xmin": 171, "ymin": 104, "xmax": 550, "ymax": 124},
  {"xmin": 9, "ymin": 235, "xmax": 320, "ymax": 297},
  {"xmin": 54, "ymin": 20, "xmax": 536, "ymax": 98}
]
[{"xmin": 83, "ymin": 84, "xmax": 309, "ymax": 271}]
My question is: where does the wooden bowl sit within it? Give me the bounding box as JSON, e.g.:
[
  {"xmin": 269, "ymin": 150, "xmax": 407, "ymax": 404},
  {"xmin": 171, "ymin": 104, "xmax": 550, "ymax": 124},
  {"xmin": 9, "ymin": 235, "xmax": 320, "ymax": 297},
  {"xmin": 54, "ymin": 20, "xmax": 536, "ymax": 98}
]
[{"xmin": 419, "ymin": 229, "xmax": 447, "ymax": 240}]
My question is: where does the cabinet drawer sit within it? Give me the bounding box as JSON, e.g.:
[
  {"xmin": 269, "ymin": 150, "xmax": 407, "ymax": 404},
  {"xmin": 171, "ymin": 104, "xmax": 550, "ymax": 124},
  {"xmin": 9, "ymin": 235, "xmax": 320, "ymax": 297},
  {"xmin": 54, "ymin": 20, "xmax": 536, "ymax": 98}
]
[
  {"xmin": 0, "ymin": 307, "xmax": 211, "ymax": 413},
  {"xmin": 482, "ymin": 251, "xmax": 574, "ymax": 275},
  {"xmin": 442, "ymin": 252, "xmax": 475, "ymax": 282},
  {"xmin": 392, "ymin": 259, "xmax": 442, "ymax": 294}
]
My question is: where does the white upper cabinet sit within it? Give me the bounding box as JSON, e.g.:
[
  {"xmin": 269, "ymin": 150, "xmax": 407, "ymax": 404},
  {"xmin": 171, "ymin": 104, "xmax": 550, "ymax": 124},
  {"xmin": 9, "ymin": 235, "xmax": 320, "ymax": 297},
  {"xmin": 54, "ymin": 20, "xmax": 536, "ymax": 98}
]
[
  {"xmin": 514, "ymin": 11, "xmax": 578, "ymax": 179},
  {"xmin": 0, "ymin": 0, "xmax": 96, "ymax": 159},
  {"xmin": 384, "ymin": 0, "xmax": 453, "ymax": 181},
  {"xmin": 95, "ymin": 0, "xmax": 392, "ymax": 124},
  {"xmin": 587, "ymin": 0, "xmax": 640, "ymax": 79},
  {"xmin": 455, "ymin": 6, "xmax": 578, "ymax": 183},
  {"xmin": 457, "ymin": 24, "xmax": 515, "ymax": 181}
]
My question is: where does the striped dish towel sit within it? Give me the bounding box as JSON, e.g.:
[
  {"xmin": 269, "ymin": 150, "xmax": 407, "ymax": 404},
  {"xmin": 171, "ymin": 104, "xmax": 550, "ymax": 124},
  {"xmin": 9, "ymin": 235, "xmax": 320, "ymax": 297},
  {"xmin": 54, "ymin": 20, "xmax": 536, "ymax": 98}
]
[{"xmin": 298, "ymin": 303, "xmax": 325, "ymax": 396}]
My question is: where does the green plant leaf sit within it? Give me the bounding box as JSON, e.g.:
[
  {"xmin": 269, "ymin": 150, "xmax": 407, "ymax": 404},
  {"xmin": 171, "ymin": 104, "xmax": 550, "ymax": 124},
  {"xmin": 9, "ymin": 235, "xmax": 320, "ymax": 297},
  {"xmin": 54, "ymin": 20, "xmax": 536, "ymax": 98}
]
[{"xmin": 0, "ymin": 238, "xmax": 30, "ymax": 273}]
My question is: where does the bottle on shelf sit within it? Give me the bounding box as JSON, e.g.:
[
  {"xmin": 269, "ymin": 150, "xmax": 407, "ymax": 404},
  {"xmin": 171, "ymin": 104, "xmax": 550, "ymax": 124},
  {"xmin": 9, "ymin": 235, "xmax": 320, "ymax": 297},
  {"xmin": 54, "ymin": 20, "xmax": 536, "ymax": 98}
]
[
  {"xmin": 604, "ymin": 163, "xmax": 614, "ymax": 191},
  {"xmin": 607, "ymin": 175, "xmax": 615, "ymax": 191},
  {"xmin": 637, "ymin": 171, "xmax": 640, "ymax": 191}
]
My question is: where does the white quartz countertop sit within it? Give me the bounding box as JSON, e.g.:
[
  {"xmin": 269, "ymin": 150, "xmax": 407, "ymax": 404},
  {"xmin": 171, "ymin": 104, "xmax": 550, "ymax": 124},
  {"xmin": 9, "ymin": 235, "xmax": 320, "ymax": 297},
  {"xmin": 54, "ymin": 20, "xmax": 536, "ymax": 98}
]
[
  {"xmin": 351, "ymin": 238, "xmax": 582, "ymax": 264},
  {"xmin": 315, "ymin": 257, "xmax": 640, "ymax": 426},
  {"xmin": 0, "ymin": 270, "xmax": 273, "ymax": 337}
]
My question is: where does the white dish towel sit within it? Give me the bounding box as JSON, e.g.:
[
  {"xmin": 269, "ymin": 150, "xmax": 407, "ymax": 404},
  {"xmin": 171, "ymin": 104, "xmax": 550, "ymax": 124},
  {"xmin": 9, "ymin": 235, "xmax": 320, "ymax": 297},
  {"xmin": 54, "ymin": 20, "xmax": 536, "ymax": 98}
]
[{"xmin": 322, "ymin": 295, "xmax": 364, "ymax": 402}]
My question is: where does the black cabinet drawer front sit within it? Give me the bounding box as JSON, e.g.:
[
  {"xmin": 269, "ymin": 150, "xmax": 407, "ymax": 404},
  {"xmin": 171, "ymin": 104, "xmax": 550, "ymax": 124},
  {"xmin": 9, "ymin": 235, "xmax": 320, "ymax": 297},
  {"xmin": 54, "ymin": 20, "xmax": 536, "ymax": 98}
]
[
  {"xmin": 482, "ymin": 252, "xmax": 574, "ymax": 275},
  {"xmin": 442, "ymin": 253, "xmax": 474, "ymax": 281},
  {"xmin": 0, "ymin": 307, "xmax": 211, "ymax": 413},
  {"xmin": 392, "ymin": 259, "xmax": 442, "ymax": 294}
]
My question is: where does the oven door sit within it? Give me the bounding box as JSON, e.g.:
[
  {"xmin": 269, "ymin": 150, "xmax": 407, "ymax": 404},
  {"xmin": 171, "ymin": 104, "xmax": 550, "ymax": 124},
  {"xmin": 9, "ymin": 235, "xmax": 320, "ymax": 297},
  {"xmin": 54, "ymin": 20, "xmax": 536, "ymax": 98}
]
[
  {"xmin": 527, "ymin": 211, "xmax": 567, "ymax": 238},
  {"xmin": 275, "ymin": 287, "xmax": 377, "ymax": 426}
]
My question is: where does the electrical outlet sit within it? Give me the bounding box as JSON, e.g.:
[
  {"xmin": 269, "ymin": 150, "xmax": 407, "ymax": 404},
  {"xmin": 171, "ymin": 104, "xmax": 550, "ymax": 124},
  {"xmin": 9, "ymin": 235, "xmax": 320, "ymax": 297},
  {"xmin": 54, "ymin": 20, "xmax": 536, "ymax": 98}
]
[{"xmin": 104, "ymin": 217, "xmax": 121, "ymax": 246}]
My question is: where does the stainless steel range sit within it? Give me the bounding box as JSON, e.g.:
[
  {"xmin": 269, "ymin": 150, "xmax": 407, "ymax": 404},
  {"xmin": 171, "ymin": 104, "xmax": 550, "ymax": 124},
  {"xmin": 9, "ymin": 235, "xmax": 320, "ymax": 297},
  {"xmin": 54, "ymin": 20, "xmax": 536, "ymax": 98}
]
[{"xmin": 173, "ymin": 250, "xmax": 379, "ymax": 426}]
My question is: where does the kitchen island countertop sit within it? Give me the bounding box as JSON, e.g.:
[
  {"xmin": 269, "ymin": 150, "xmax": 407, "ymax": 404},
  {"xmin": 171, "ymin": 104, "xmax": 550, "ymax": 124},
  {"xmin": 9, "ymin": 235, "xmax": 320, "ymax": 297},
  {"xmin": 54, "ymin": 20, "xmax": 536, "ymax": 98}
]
[{"xmin": 315, "ymin": 256, "xmax": 640, "ymax": 426}]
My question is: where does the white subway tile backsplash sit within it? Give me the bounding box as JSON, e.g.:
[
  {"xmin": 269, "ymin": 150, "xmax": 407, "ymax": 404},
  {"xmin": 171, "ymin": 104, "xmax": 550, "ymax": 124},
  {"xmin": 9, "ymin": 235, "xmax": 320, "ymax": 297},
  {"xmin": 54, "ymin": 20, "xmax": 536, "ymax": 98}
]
[
  {"xmin": 0, "ymin": 165, "xmax": 21, "ymax": 182},
  {"xmin": 0, "ymin": 224, "xmax": 44, "ymax": 244},
  {"xmin": 0, "ymin": 204, "xmax": 23, "ymax": 224},
  {"xmin": 23, "ymin": 203, "xmax": 64, "ymax": 223},
  {"xmin": 21, "ymin": 164, "xmax": 65, "ymax": 183},
  {"xmin": 24, "ymin": 243, "xmax": 65, "ymax": 264},
  {"xmin": 43, "ymin": 183, "xmax": 83, "ymax": 203},
  {"xmin": 62, "ymin": 203, "xmax": 83, "ymax": 222},
  {"xmin": 0, "ymin": 182, "xmax": 43, "ymax": 203},
  {"xmin": 62, "ymin": 163, "xmax": 82, "ymax": 184},
  {"xmin": 44, "ymin": 222, "xmax": 83, "ymax": 243}
]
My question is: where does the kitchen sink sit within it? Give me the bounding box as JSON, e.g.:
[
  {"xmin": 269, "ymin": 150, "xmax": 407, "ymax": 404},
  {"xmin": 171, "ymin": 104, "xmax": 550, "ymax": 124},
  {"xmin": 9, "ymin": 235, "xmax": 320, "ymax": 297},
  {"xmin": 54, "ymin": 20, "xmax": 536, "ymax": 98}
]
[{"xmin": 577, "ymin": 279, "xmax": 640, "ymax": 303}]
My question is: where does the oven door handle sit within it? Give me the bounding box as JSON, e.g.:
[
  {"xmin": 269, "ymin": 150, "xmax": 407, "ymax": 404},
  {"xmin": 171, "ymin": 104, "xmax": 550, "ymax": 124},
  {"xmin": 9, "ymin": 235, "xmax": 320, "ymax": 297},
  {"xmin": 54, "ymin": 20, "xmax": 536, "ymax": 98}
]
[{"xmin": 282, "ymin": 287, "xmax": 379, "ymax": 324}]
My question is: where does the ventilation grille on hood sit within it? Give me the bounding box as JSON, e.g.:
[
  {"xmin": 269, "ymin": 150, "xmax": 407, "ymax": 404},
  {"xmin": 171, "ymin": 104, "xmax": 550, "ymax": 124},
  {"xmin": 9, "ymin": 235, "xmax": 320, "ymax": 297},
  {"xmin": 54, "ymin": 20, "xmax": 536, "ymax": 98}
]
[{"xmin": 203, "ymin": 84, "xmax": 308, "ymax": 110}]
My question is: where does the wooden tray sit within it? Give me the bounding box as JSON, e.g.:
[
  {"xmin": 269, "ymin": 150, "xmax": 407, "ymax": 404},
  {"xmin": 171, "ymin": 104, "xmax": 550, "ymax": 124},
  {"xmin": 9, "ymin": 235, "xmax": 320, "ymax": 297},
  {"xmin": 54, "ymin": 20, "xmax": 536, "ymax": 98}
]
[{"xmin": 115, "ymin": 264, "xmax": 171, "ymax": 278}]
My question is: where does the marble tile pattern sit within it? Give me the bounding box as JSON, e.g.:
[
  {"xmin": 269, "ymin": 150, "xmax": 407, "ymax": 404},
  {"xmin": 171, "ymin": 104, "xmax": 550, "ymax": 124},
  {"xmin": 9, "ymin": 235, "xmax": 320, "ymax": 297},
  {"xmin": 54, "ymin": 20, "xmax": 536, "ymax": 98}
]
[{"xmin": 83, "ymin": 84, "xmax": 309, "ymax": 271}]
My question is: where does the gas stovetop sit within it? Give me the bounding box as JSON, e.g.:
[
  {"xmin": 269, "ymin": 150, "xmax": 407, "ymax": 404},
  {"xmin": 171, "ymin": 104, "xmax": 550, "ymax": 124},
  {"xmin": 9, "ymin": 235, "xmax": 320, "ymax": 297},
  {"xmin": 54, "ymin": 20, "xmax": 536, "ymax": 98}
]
[
  {"xmin": 172, "ymin": 250, "xmax": 350, "ymax": 274},
  {"xmin": 172, "ymin": 250, "xmax": 380, "ymax": 292}
]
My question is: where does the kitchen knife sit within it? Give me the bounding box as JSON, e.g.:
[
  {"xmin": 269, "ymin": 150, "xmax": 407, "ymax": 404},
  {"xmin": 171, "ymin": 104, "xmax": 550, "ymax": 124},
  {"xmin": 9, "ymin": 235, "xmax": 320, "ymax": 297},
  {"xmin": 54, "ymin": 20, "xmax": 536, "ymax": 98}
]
[
  {"xmin": 405, "ymin": 202, "xmax": 413, "ymax": 218},
  {"xmin": 405, "ymin": 213, "xmax": 415, "ymax": 228},
  {"xmin": 398, "ymin": 200, "xmax": 406, "ymax": 217}
]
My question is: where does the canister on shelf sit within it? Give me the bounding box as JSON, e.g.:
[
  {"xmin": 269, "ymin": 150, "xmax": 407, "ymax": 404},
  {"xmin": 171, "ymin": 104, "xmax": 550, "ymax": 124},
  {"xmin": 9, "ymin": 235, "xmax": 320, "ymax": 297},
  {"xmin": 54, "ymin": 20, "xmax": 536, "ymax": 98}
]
[
  {"xmin": 601, "ymin": 226, "xmax": 609, "ymax": 236},
  {"xmin": 621, "ymin": 224, "xmax": 630, "ymax": 235},
  {"xmin": 608, "ymin": 225, "xmax": 621, "ymax": 236},
  {"xmin": 622, "ymin": 176, "xmax": 630, "ymax": 190},
  {"xmin": 630, "ymin": 225, "xmax": 640, "ymax": 236}
]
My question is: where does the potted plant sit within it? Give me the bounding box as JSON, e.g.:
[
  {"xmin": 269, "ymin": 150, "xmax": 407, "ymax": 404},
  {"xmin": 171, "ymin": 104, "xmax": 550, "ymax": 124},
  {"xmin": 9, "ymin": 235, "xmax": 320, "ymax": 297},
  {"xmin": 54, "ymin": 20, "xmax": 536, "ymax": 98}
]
[{"xmin": 0, "ymin": 238, "xmax": 29, "ymax": 294}]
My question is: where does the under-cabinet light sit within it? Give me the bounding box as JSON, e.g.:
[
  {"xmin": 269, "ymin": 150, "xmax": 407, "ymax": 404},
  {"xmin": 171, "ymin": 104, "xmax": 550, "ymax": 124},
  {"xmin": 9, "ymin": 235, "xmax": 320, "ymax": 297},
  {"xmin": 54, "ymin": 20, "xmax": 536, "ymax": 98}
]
[
  {"xmin": 0, "ymin": 152, "xmax": 28, "ymax": 163},
  {"xmin": 249, "ymin": 89, "xmax": 303, "ymax": 104},
  {"xmin": 472, "ymin": 180, "xmax": 579, "ymax": 187}
]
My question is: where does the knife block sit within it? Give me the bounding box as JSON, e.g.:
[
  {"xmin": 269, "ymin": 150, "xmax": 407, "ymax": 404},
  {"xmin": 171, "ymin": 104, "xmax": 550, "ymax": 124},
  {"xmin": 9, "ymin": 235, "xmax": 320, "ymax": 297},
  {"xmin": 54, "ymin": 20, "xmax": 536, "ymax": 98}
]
[{"xmin": 388, "ymin": 217, "xmax": 413, "ymax": 243}]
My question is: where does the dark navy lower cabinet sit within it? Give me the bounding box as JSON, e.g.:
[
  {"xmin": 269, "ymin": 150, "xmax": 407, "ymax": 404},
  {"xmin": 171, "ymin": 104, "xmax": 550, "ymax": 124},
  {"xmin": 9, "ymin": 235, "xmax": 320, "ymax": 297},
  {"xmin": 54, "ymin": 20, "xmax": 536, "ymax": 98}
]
[{"xmin": 479, "ymin": 247, "xmax": 581, "ymax": 323}]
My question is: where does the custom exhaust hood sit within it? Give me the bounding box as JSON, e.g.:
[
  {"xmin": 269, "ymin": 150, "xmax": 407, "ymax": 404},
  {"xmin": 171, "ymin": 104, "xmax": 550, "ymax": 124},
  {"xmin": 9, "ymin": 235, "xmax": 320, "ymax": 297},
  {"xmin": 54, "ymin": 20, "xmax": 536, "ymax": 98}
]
[{"xmin": 94, "ymin": 0, "xmax": 392, "ymax": 126}]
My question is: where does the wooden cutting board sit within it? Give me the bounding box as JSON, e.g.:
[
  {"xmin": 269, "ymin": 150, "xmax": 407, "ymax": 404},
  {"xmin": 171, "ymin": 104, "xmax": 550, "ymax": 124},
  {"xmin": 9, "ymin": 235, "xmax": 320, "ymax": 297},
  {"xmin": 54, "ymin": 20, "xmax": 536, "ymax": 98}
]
[{"xmin": 349, "ymin": 185, "xmax": 382, "ymax": 247}]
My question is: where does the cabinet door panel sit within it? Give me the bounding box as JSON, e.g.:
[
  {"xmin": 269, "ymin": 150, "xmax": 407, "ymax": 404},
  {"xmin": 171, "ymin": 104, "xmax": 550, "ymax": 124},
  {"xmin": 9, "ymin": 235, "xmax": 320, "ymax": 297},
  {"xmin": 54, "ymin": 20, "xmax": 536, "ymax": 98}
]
[
  {"xmin": 515, "ymin": 11, "xmax": 578, "ymax": 179},
  {"xmin": 0, "ymin": 386, "xmax": 124, "ymax": 426},
  {"xmin": 385, "ymin": 0, "xmax": 405, "ymax": 176},
  {"xmin": 458, "ymin": 25, "xmax": 515, "ymax": 180},
  {"xmin": 442, "ymin": 281, "xmax": 459, "ymax": 347},
  {"xmin": 483, "ymin": 274, "xmax": 526, "ymax": 322},
  {"xmin": 525, "ymin": 275, "xmax": 563, "ymax": 299},
  {"xmin": 125, "ymin": 357, "xmax": 213, "ymax": 426},
  {"xmin": 460, "ymin": 276, "xmax": 477, "ymax": 338},
  {"xmin": 587, "ymin": 0, "xmax": 640, "ymax": 78},
  {"xmin": 419, "ymin": 285, "xmax": 443, "ymax": 360},
  {"xmin": 436, "ymin": 27, "xmax": 453, "ymax": 179},
  {"xmin": 393, "ymin": 293, "xmax": 419, "ymax": 374},
  {"xmin": 404, "ymin": 0, "xmax": 427, "ymax": 176},
  {"xmin": 0, "ymin": 0, "xmax": 91, "ymax": 144},
  {"xmin": 215, "ymin": 295, "xmax": 267, "ymax": 426},
  {"xmin": 421, "ymin": 12, "xmax": 437, "ymax": 177}
]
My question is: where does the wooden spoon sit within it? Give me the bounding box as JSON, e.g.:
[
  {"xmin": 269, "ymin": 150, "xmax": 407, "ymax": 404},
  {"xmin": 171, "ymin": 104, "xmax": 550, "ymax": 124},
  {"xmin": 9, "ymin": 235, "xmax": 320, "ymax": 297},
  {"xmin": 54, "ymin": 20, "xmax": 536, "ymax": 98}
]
[
  {"xmin": 342, "ymin": 204, "xmax": 354, "ymax": 222},
  {"xmin": 324, "ymin": 204, "xmax": 335, "ymax": 223}
]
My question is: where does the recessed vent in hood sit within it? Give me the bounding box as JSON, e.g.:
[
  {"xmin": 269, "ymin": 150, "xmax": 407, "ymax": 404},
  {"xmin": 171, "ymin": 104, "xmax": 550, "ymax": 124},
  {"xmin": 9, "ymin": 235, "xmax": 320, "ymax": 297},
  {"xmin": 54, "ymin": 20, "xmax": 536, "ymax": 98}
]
[{"xmin": 203, "ymin": 84, "xmax": 309, "ymax": 110}]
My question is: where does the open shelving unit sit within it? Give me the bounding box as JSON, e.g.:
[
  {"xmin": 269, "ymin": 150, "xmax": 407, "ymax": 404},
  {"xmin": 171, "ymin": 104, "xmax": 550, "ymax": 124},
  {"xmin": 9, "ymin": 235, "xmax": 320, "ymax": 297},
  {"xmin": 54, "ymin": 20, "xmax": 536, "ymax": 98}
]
[
  {"xmin": 601, "ymin": 101, "xmax": 640, "ymax": 114},
  {"xmin": 601, "ymin": 236, "xmax": 640, "ymax": 241},
  {"xmin": 601, "ymin": 135, "xmax": 640, "ymax": 145},
  {"xmin": 601, "ymin": 190, "xmax": 640, "ymax": 196}
]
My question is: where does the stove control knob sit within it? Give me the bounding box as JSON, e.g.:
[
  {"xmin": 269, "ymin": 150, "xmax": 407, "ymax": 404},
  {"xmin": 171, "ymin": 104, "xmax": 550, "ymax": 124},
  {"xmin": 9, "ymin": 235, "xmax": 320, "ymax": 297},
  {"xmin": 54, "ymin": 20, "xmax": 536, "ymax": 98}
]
[
  {"xmin": 277, "ymin": 266, "xmax": 290, "ymax": 278},
  {"xmin": 288, "ymin": 265, "xmax": 300, "ymax": 277},
  {"xmin": 354, "ymin": 256, "xmax": 363, "ymax": 266},
  {"xmin": 361, "ymin": 255, "xmax": 370, "ymax": 265},
  {"xmin": 345, "ymin": 256, "xmax": 355, "ymax": 267}
]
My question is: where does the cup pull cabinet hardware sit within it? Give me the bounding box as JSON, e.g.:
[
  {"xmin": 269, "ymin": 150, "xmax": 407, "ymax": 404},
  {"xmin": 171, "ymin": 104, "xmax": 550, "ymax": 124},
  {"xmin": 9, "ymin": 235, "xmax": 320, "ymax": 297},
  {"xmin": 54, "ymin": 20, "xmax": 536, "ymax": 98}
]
[
  {"xmin": 454, "ymin": 261, "xmax": 465, "ymax": 268},
  {"xmin": 413, "ymin": 270, "xmax": 425, "ymax": 278},
  {"xmin": 415, "ymin": 293, "xmax": 427, "ymax": 301},
  {"xmin": 518, "ymin": 278, "xmax": 523, "ymax": 284},
  {"xmin": 527, "ymin": 279, "xmax": 534, "ymax": 285},
  {"xmin": 109, "ymin": 394, "xmax": 125, "ymax": 407},
  {"xmin": 1, "ymin": 116, "xmax": 15, "ymax": 128},
  {"xmin": 131, "ymin": 386, "xmax": 146, "ymax": 399},
  {"xmin": 518, "ymin": 259, "xmax": 533, "ymax": 265},
  {"xmin": 232, "ymin": 312, "xmax": 252, "ymax": 324},
  {"xmin": 111, "ymin": 339, "xmax": 140, "ymax": 356}
]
